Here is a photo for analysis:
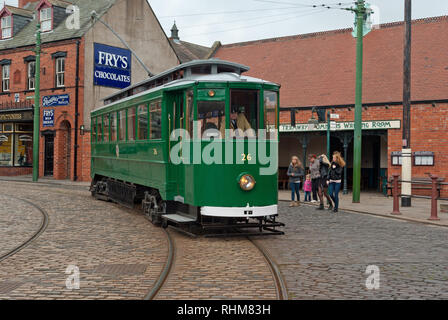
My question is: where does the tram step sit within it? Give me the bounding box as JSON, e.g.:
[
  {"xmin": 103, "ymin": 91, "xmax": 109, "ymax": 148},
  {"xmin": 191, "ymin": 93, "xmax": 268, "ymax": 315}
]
[{"xmin": 162, "ymin": 214, "xmax": 196, "ymax": 224}]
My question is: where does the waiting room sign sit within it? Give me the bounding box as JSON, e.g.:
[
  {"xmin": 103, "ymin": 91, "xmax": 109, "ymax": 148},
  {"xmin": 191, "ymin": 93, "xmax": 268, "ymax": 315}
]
[{"xmin": 280, "ymin": 120, "xmax": 401, "ymax": 132}]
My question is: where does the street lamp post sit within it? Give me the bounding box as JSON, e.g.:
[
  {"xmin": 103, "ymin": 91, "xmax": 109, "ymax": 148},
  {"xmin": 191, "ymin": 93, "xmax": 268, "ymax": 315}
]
[{"xmin": 32, "ymin": 24, "xmax": 41, "ymax": 182}]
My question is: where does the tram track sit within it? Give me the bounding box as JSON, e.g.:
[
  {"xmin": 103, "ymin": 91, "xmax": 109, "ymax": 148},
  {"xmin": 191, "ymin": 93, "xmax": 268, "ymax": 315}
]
[
  {"xmin": 249, "ymin": 238, "xmax": 289, "ymax": 300},
  {"xmin": 0, "ymin": 196, "xmax": 49, "ymax": 263},
  {"xmin": 144, "ymin": 228, "xmax": 175, "ymax": 300}
]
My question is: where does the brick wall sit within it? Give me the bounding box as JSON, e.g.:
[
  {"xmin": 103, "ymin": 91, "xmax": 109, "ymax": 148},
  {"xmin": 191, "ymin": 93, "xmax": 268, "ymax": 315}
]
[{"xmin": 0, "ymin": 38, "xmax": 90, "ymax": 181}]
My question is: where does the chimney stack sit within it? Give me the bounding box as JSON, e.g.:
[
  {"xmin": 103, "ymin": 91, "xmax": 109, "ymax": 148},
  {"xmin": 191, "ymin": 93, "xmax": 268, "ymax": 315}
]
[{"xmin": 18, "ymin": 0, "xmax": 39, "ymax": 8}]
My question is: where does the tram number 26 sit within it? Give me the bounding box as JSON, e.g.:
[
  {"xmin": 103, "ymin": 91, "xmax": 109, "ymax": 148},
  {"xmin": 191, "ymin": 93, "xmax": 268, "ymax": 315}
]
[{"xmin": 241, "ymin": 153, "xmax": 252, "ymax": 162}]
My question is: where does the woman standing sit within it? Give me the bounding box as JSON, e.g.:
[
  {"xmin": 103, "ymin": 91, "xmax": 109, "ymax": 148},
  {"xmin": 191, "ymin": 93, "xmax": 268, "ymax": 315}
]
[
  {"xmin": 309, "ymin": 154, "xmax": 320, "ymax": 203},
  {"xmin": 287, "ymin": 156, "xmax": 304, "ymax": 207},
  {"xmin": 328, "ymin": 151, "xmax": 346, "ymax": 213},
  {"xmin": 316, "ymin": 154, "xmax": 333, "ymax": 210}
]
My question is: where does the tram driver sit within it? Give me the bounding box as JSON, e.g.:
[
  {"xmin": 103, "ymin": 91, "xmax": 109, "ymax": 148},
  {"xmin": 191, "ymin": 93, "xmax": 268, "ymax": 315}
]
[{"xmin": 230, "ymin": 106, "xmax": 255, "ymax": 138}]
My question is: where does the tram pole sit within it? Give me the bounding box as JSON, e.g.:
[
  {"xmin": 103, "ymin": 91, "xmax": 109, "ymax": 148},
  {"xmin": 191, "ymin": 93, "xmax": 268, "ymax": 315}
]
[
  {"xmin": 32, "ymin": 24, "xmax": 41, "ymax": 182},
  {"xmin": 352, "ymin": 1, "xmax": 365, "ymax": 203}
]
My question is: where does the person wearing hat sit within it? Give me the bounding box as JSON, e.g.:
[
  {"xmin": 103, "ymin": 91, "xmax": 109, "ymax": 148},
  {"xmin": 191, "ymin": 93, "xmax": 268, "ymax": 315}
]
[{"xmin": 236, "ymin": 106, "xmax": 255, "ymax": 137}]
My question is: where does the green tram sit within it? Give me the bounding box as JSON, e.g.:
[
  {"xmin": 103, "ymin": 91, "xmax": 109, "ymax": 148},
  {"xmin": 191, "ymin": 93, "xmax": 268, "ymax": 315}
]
[{"xmin": 90, "ymin": 60, "xmax": 284, "ymax": 236}]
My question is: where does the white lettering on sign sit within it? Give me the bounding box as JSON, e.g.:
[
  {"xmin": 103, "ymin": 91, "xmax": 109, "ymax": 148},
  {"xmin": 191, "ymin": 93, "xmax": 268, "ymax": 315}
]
[
  {"xmin": 280, "ymin": 120, "xmax": 401, "ymax": 132},
  {"xmin": 98, "ymin": 51, "xmax": 129, "ymax": 69}
]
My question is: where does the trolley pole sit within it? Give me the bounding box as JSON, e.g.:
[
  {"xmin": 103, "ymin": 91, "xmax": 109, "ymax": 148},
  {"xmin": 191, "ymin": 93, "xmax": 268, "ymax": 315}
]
[
  {"xmin": 32, "ymin": 24, "xmax": 41, "ymax": 182},
  {"xmin": 352, "ymin": 0, "xmax": 365, "ymax": 203}
]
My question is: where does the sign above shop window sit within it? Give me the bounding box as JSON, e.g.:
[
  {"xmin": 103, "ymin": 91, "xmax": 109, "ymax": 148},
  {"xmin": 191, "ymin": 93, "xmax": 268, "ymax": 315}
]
[
  {"xmin": 93, "ymin": 43, "xmax": 132, "ymax": 89},
  {"xmin": 280, "ymin": 120, "xmax": 401, "ymax": 132},
  {"xmin": 42, "ymin": 94, "xmax": 70, "ymax": 107}
]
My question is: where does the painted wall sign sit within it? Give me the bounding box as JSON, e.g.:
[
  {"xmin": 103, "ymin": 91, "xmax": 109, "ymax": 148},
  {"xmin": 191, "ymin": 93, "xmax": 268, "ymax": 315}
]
[
  {"xmin": 43, "ymin": 109, "xmax": 55, "ymax": 127},
  {"xmin": 42, "ymin": 94, "xmax": 70, "ymax": 107},
  {"xmin": 93, "ymin": 43, "xmax": 132, "ymax": 89},
  {"xmin": 280, "ymin": 120, "xmax": 401, "ymax": 132}
]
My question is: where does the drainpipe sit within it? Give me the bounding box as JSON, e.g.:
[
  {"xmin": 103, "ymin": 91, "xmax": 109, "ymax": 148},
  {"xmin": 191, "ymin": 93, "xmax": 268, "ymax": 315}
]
[{"xmin": 74, "ymin": 39, "xmax": 80, "ymax": 181}]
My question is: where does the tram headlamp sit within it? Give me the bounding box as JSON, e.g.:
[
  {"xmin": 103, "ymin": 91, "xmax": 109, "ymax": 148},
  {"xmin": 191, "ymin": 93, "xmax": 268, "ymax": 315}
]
[{"xmin": 239, "ymin": 174, "xmax": 256, "ymax": 191}]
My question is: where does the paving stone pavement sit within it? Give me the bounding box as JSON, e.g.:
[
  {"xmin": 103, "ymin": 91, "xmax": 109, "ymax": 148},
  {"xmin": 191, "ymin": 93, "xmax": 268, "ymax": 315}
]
[
  {"xmin": 256, "ymin": 202, "xmax": 448, "ymax": 300},
  {"xmin": 0, "ymin": 182, "xmax": 277, "ymax": 300}
]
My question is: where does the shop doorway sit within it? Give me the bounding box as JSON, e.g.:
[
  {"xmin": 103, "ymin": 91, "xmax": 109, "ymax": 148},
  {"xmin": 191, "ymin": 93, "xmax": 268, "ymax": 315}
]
[{"xmin": 44, "ymin": 133, "xmax": 54, "ymax": 176}]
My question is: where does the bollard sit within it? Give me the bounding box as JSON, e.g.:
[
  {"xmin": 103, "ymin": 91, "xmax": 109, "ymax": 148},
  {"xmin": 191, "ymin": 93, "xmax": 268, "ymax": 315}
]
[
  {"xmin": 428, "ymin": 175, "xmax": 440, "ymax": 221},
  {"xmin": 391, "ymin": 174, "xmax": 401, "ymax": 215}
]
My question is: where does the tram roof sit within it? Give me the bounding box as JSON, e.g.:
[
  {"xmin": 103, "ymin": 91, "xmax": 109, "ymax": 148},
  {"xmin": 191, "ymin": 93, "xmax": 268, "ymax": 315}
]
[
  {"xmin": 94, "ymin": 72, "xmax": 279, "ymax": 113},
  {"xmin": 102, "ymin": 59, "xmax": 252, "ymax": 105}
]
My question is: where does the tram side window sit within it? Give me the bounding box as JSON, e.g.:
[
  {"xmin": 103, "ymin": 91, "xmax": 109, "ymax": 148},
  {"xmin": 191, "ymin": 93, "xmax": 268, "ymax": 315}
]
[
  {"xmin": 138, "ymin": 104, "xmax": 149, "ymax": 140},
  {"xmin": 186, "ymin": 90, "xmax": 195, "ymax": 138},
  {"xmin": 110, "ymin": 112, "xmax": 117, "ymax": 141},
  {"xmin": 230, "ymin": 89, "xmax": 258, "ymax": 138},
  {"xmin": 264, "ymin": 91, "xmax": 278, "ymax": 140},
  {"xmin": 97, "ymin": 116, "xmax": 103, "ymax": 142},
  {"xmin": 92, "ymin": 118, "xmax": 97, "ymax": 143},
  {"xmin": 103, "ymin": 114, "xmax": 110, "ymax": 142},
  {"xmin": 197, "ymin": 101, "xmax": 225, "ymax": 139},
  {"xmin": 127, "ymin": 107, "xmax": 136, "ymax": 141},
  {"xmin": 118, "ymin": 110, "xmax": 126, "ymax": 141},
  {"xmin": 149, "ymin": 100, "xmax": 162, "ymax": 139}
]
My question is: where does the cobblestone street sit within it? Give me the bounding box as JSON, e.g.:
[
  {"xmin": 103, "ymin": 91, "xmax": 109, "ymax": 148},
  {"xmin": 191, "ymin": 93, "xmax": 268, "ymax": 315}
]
[
  {"xmin": 1, "ymin": 181, "xmax": 447, "ymax": 300},
  {"xmin": 257, "ymin": 202, "xmax": 448, "ymax": 300},
  {"xmin": 0, "ymin": 182, "xmax": 276, "ymax": 300}
]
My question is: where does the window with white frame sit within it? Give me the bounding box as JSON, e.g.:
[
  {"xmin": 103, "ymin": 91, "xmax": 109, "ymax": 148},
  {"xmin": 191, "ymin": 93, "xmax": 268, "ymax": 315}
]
[
  {"xmin": 56, "ymin": 57, "xmax": 65, "ymax": 87},
  {"xmin": 40, "ymin": 7, "xmax": 52, "ymax": 32},
  {"xmin": 2, "ymin": 64, "xmax": 10, "ymax": 91},
  {"xmin": 1, "ymin": 15, "xmax": 12, "ymax": 39},
  {"xmin": 28, "ymin": 61, "xmax": 35, "ymax": 90}
]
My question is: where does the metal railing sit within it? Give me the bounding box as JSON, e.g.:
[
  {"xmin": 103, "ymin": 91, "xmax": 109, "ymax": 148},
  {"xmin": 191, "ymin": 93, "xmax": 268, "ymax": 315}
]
[{"xmin": 390, "ymin": 174, "xmax": 447, "ymax": 221}]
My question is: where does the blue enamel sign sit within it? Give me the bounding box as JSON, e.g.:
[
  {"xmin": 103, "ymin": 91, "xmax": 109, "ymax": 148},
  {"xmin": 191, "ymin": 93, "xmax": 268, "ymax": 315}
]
[
  {"xmin": 42, "ymin": 94, "xmax": 70, "ymax": 107},
  {"xmin": 43, "ymin": 109, "xmax": 54, "ymax": 127},
  {"xmin": 94, "ymin": 43, "xmax": 132, "ymax": 89}
]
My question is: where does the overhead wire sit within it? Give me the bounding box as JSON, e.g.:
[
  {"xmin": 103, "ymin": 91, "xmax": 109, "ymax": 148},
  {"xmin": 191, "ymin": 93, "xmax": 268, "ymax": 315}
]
[
  {"xmin": 182, "ymin": 8, "xmax": 330, "ymax": 38},
  {"xmin": 180, "ymin": 7, "xmax": 322, "ymax": 30}
]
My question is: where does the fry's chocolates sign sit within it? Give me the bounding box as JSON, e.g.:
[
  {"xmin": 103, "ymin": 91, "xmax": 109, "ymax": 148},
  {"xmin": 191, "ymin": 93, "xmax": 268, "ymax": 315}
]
[{"xmin": 94, "ymin": 43, "xmax": 132, "ymax": 89}]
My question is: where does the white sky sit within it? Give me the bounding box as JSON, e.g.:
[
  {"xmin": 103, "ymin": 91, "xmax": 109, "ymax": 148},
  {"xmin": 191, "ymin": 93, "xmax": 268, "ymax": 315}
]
[{"xmin": 3, "ymin": 0, "xmax": 448, "ymax": 47}]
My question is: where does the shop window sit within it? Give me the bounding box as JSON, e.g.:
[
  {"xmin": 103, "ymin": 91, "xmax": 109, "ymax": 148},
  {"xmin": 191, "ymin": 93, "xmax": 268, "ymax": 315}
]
[
  {"xmin": 0, "ymin": 123, "xmax": 32, "ymax": 167},
  {"xmin": 127, "ymin": 107, "xmax": 136, "ymax": 141},
  {"xmin": 110, "ymin": 112, "xmax": 117, "ymax": 141},
  {"xmin": 264, "ymin": 91, "xmax": 278, "ymax": 140},
  {"xmin": 414, "ymin": 152, "xmax": 434, "ymax": 166},
  {"xmin": 14, "ymin": 133, "xmax": 32, "ymax": 166},
  {"xmin": 1, "ymin": 15, "xmax": 12, "ymax": 39},
  {"xmin": 391, "ymin": 152, "xmax": 402, "ymax": 166},
  {"xmin": 2, "ymin": 64, "xmax": 10, "ymax": 92},
  {"xmin": 0, "ymin": 133, "xmax": 12, "ymax": 166},
  {"xmin": 56, "ymin": 57, "xmax": 65, "ymax": 87},
  {"xmin": 103, "ymin": 114, "xmax": 110, "ymax": 142},
  {"xmin": 28, "ymin": 61, "xmax": 36, "ymax": 90},
  {"xmin": 40, "ymin": 7, "xmax": 52, "ymax": 32},
  {"xmin": 118, "ymin": 110, "xmax": 126, "ymax": 141},
  {"xmin": 149, "ymin": 100, "xmax": 162, "ymax": 139},
  {"xmin": 137, "ymin": 104, "xmax": 148, "ymax": 140}
]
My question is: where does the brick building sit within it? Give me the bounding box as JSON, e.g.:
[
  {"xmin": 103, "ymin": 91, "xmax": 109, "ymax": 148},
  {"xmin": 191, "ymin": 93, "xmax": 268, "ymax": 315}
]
[
  {"xmin": 213, "ymin": 16, "xmax": 448, "ymax": 195},
  {"xmin": 0, "ymin": 0, "xmax": 179, "ymax": 181}
]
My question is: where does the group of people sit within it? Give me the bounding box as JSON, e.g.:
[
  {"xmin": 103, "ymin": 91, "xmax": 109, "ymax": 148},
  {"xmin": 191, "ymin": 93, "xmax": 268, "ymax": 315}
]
[{"xmin": 287, "ymin": 152, "xmax": 346, "ymax": 213}]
